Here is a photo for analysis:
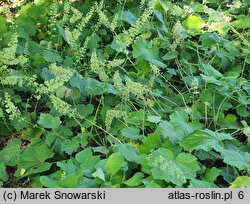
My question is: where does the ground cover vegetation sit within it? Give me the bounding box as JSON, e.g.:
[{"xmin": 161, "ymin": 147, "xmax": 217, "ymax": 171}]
[{"xmin": 0, "ymin": 0, "xmax": 249, "ymax": 188}]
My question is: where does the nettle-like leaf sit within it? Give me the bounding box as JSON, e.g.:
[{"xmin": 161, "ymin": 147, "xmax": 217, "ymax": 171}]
[
  {"xmin": 145, "ymin": 148, "xmax": 200, "ymax": 186},
  {"xmin": 180, "ymin": 129, "xmax": 234, "ymax": 152},
  {"xmin": 221, "ymin": 150, "xmax": 250, "ymax": 171}
]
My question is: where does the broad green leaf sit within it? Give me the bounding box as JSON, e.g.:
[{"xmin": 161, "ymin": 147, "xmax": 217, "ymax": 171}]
[
  {"xmin": 203, "ymin": 167, "xmax": 221, "ymax": 183},
  {"xmin": 78, "ymin": 177, "xmax": 98, "ymax": 188},
  {"xmin": 60, "ymin": 174, "xmax": 81, "ymax": 188},
  {"xmin": 127, "ymin": 109, "xmax": 145, "ymax": 125},
  {"xmin": 123, "ymin": 172, "xmax": 144, "ymax": 187},
  {"xmin": 15, "ymin": 143, "xmax": 54, "ymax": 176},
  {"xmin": 132, "ymin": 38, "xmax": 159, "ymax": 62},
  {"xmin": 16, "ymin": 16, "xmax": 36, "ymax": 37},
  {"xmin": 75, "ymin": 104, "xmax": 94, "ymax": 118},
  {"xmin": 121, "ymin": 11, "xmax": 137, "ymax": 25},
  {"xmin": 38, "ymin": 113, "xmax": 61, "ymax": 129},
  {"xmin": 201, "ymin": 75, "xmax": 224, "ymax": 85},
  {"xmin": 175, "ymin": 153, "xmax": 201, "ymax": 179},
  {"xmin": 56, "ymin": 86, "xmax": 73, "ymax": 98},
  {"xmin": 220, "ymin": 166, "xmax": 237, "ymax": 184},
  {"xmin": 159, "ymin": 121, "xmax": 183, "ymax": 144},
  {"xmin": 232, "ymin": 18, "xmax": 250, "ymax": 29},
  {"xmin": 159, "ymin": 110, "xmax": 193, "ymax": 144},
  {"xmin": 147, "ymin": 116, "xmax": 162, "ymax": 123},
  {"xmin": 19, "ymin": 3, "xmax": 46, "ymax": 20},
  {"xmin": 230, "ymin": 176, "xmax": 250, "ymax": 188},
  {"xmin": 199, "ymin": 32, "xmax": 220, "ymax": 46},
  {"xmin": 40, "ymin": 176, "xmax": 60, "ymax": 188},
  {"xmin": 0, "ymin": 163, "xmax": 8, "ymax": 182},
  {"xmin": 43, "ymin": 50, "xmax": 63, "ymax": 62},
  {"xmin": 75, "ymin": 149, "xmax": 100, "ymax": 177},
  {"xmin": 180, "ymin": 129, "xmax": 233, "ymax": 152},
  {"xmin": 121, "ymin": 127, "xmax": 143, "ymax": 140},
  {"xmin": 189, "ymin": 179, "xmax": 217, "ymax": 188},
  {"xmin": 139, "ymin": 129, "xmax": 162, "ymax": 154},
  {"xmin": 70, "ymin": 74, "xmax": 117, "ymax": 95},
  {"xmin": 12, "ymin": 113, "xmax": 31, "ymax": 131},
  {"xmin": 146, "ymin": 148, "xmax": 200, "ymax": 186},
  {"xmin": 18, "ymin": 144, "xmax": 54, "ymax": 167},
  {"xmin": 22, "ymin": 162, "xmax": 52, "ymax": 177},
  {"xmin": 221, "ymin": 150, "xmax": 250, "ymax": 171},
  {"xmin": 115, "ymin": 144, "xmax": 141, "ymax": 164},
  {"xmin": 57, "ymin": 159, "xmax": 77, "ymax": 174},
  {"xmin": 145, "ymin": 180, "xmax": 161, "ymax": 188},
  {"xmin": 20, "ymin": 127, "xmax": 43, "ymax": 141},
  {"xmin": 81, "ymin": 157, "xmax": 101, "ymax": 177},
  {"xmin": 237, "ymin": 107, "xmax": 249, "ymax": 117},
  {"xmin": 182, "ymin": 15, "xmax": 205, "ymax": 35},
  {"xmin": 106, "ymin": 152, "xmax": 124, "ymax": 176},
  {"xmin": 0, "ymin": 139, "xmax": 21, "ymax": 166},
  {"xmin": 162, "ymin": 140, "xmax": 182, "ymax": 157},
  {"xmin": 75, "ymin": 148, "xmax": 93, "ymax": 163},
  {"xmin": 200, "ymin": 89, "xmax": 213, "ymax": 103},
  {"xmin": 162, "ymin": 51, "xmax": 178, "ymax": 61},
  {"xmin": 170, "ymin": 109, "xmax": 189, "ymax": 123},
  {"xmin": 200, "ymin": 64, "xmax": 223, "ymax": 78},
  {"xmin": 88, "ymin": 34, "xmax": 101, "ymax": 50},
  {"xmin": 61, "ymin": 139, "xmax": 79, "ymax": 155},
  {"xmin": 81, "ymin": 78, "xmax": 104, "ymax": 95}
]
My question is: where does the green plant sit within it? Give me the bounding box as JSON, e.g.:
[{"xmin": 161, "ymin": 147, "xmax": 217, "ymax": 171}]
[{"xmin": 0, "ymin": 0, "xmax": 249, "ymax": 188}]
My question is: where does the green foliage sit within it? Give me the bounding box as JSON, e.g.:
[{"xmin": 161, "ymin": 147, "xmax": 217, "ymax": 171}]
[
  {"xmin": 180, "ymin": 129, "xmax": 233, "ymax": 152},
  {"xmin": 0, "ymin": 0, "xmax": 249, "ymax": 188},
  {"xmin": 106, "ymin": 153, "xmax": 125, "ymax": 176},
  {"xmin": 230, "ymin": 176, "xmax": 250, "ymax": 188},
  {"xmin": 145, "ymin": 148, "xmax": 200, "ymax": 186},
  {"xmin": 38, "ymin": 113, "xmax": 62, "ymax": 129}
]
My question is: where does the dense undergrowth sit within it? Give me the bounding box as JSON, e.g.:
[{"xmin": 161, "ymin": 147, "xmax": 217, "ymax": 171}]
[{"xmin": 0, "ymin": 0, "xmax": 249, "ymax": 188}]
